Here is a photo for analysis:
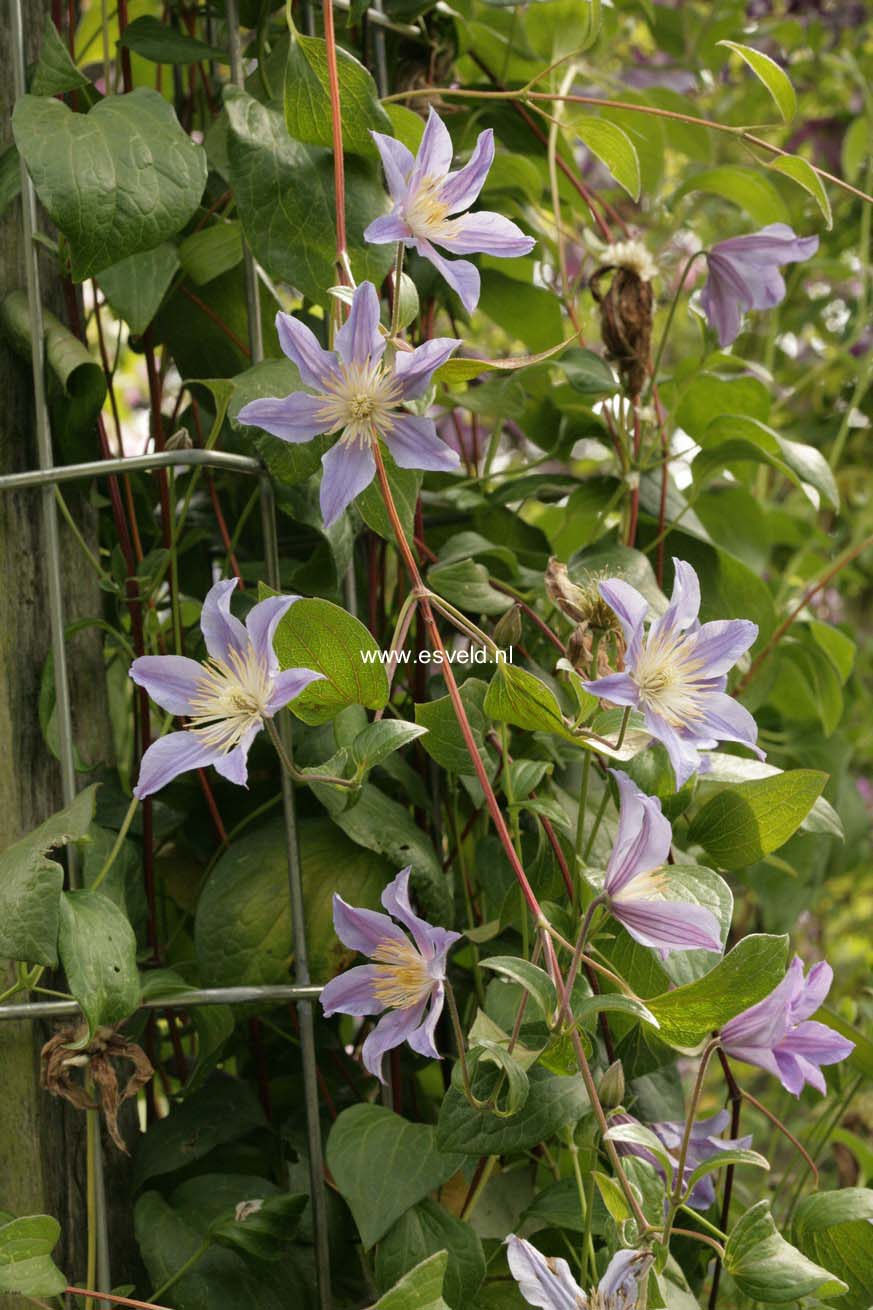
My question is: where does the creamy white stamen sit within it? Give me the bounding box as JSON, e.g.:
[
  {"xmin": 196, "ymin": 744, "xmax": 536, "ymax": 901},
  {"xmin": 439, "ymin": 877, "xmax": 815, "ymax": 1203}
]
[
  {"xmin": 316, "ymin": 359, "xmax": 402, "ymax": 446},
  {"xmin": 371, "ymin": 938, "xmax": 433, "ymax": 1009},
  {"xmin": 402, "ymin": 176, "xmax": 463, "ymax": 242},
  {"xmin": 187, "ymin": 643, "xmax": 273, "ymax": 753},
  {"xmin": 632, "ymin": 629, "xmax": 708, "ymax": 728}
]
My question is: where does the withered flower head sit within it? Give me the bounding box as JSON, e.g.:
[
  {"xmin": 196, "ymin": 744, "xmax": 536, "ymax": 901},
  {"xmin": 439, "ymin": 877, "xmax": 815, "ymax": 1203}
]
[
  {"xmin": 589, "ymin": 257, "xmax": 654, "ymax": 399},
  {"xmin": 41, "ymin": 1024, "xmax": 154, "ymax": 1153},
  {"xmin": 546, "ymin": 560, "xmax": 623, "ymax": 636}
]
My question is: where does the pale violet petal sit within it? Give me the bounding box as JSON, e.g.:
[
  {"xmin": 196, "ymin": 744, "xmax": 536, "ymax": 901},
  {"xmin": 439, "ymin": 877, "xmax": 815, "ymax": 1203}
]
[
  {"xmin": 275, "ymin": 311, "xmax": 339, "ymax": 390},
  {"xmin": 129, "ymin": 655, "xmax": 205, "ymax": 716},
  {"xmin": 381, "ymin": 868, "xmax": 437, "ymax": 958},
  {"xmin": 412, "ymin": 107, "xmax": 453, "ymax": 182},
  {"xmin": 364, "ymin": 213, "xmax": 412, "ymax": 245},
  {"xmin": 438, "ymin": 129, "xmax": 494, "ymax": 213},
  {"xmin": 320, "ymin": 964, "xmax": 383, "ymax": 1017},
  {"xmin": 688, "ymin": 619, "xmax": 758, "ymax": 676},
  {"xmin": 332, "ymin": 893, "xmax": 407, "ymax": 955},
  {"xmin": 134, "ymin": 731, "xmax": 221, "ymax": 799},
  {"xmin": 319, "ymin": 441, "xmax": 377, "ymax": 527},
  {"xmin": 245, "ymin": 594, "xmax": 299, "ymax": 670},
  {"xmin": 200, "ymin": 578, "xmax": 248, "ymax": 661},
  {"xmin": 598, "ymin": 578, "xmax": 648, "ymax": 665},
  {"xmin": 605, "ymin": 770, "xmax": 672, "ymax": 895},
  {"xmin": 583, "ymin": 672, "xmax": 640, "ymax": 708},
  {"xmin": 385, "ymin": 413, "xmax": 460, "ymax": 473},
  {"xmin": 415, "ymin": 239, "xmax": 480, "ymax": 312},
  {"xmin": 335, "ymin": 281, "xmax": 385, "ymax": 368},
  {"xmin": 361, "ymin": 999, "xmax": 428, "ymax": 1082},
  {"xmin": 505, "ymin": 1235, "xmax": 586, "ymax": 1310},
  {"xmin": 394, "ymin": 337, "xmax": 462, "ymax": 400},
  {"xmin": 609, "ymin": 896, "xmax": 723, "ymax": 954},
  {"xmin": 237, "ymin": 393, "xmax": 330, "ymax": 444},
  {"xmin": 370, "ymin": 131, "xmax": 415, "ymax": 201},
  {"xmin": 267, "ymin": 667, "xmax": 325, "ymax": 715},
  {"xmin": 437, "ymin": 211, "xmax": 535, "ymax": 258},
  {"xmin": 405, "ymin": 983, "xmax": 445, "ymax": 1059},
  {"xmin": 213, "ymin": 721, "xmax": 261, "ymax": 787}
]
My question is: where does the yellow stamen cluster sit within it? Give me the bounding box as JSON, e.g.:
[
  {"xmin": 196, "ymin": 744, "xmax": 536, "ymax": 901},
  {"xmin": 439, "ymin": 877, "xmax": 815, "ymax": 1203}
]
[
  {"xmin": 371, "ymin": 938, "xmax": 432, "ymax": 1009},
  {"xmin": 316, "ymin": 359, "xmax": 402, "ymax": 447},
  {"xmin": 187, "ymin": 643, "xmax": 272, "ymax": 753}
]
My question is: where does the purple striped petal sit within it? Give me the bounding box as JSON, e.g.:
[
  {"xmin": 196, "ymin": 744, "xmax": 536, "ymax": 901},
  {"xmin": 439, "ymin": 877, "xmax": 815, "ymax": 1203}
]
[
  {"xmin": 245, "ymin": 594, "xmax": 298, "ymax": 670},
  {"xmin": 724, "ymin": 1041, "xmax": 785, "ymax": 1084},
  {"xmin": 380, "ymin": 868, "xmax": 438, "ymax": 958},
  {"xmin": 790, "ymin": 960, "xmax": 833, "ymax": 1023},
  {"xmin": 505, "ymin": 1236, "xmax": 586, "ymax": 1310},
  {"xmin": 721, "ymin": 962, "xmax": 799, "ymax": 1048},
  {"xmin": 412, "ymin": 108, "xmax": 453, "ymax": 182},
  {"xmin": 605, "ymin": 770, "xmax": 671, "ymax": 895},
  {"xmin": 437, "ymin": 211, "xmax": 535, "ymax": 258},
  {"xmin": 651, "ymin": 558, "xmax": 700, "ymax": 641},
  {"xmin": 237, "ymin": 392, "xmax": 330, "ymax": 444},
  {"xmin": 275, "ymin": 311, "xmax": 338, "ymax": 390},
  {"xmin": 599, "ymin": 1250, "xmax": 652, "ymax": 1303},
  {"xmin": 598, "ymin": 578, "xmax": 648, "ymax": 665},
  {"xmin": 583, "ymin": 671, "xmax": 640, "ymax": 708},
  {"xmin": 319, "ymin": 441, "xmax": 376, "ymax": 527},
  {"xmin": 320, "ymin": 964, "xmax": 384, "ymax": 1017},
  {"xmin": 693, "ymin": 692, "xmax": 763, "ymax": 756},
  {"xmin": 335, "ymin": 281, "xmax": 385, "ymax": 368},
  {"xmin": 689, "ymin": 619, "xmax": 758, "ymax": 675},
  {"xmin": 643, "ymin": 708, "xmax": 702, "ymax": 788},
  {"xmin": 700, "ymin": 261, "xmax": 747, "ymax": 346},
  {"xmin": 784, "ymin": 1020, "xmax": 854, "ymax": 1066},
  {"xmin": 363, "ymin": 213, "xmax": 412, "ymax": 245},
  {"xmin": 415, "ymin": 239, "xmax": 480, "ymax": 311},
  {"xmin": 370, "ymin": 131, "xmax": 415, "ymax": 201},
  {"xmin": 406, "ymin": 983, "xmax": 445, "ymax": 1059},
  {"xmin": 129, "ymin": 655, "xmax": 204, "ymax": 716},
  {"xmin": 438, "ymin": 129, "xmax": 494, "ymax": 213},
  {"xmin": 609, "ymin": 895, "xmax": 722, "ymax": 954},
  {"xmin": 332, "ymin": 893, "xmax": 407, "ymax": 956},
  {"xmin": 200, "ymin": 578, "xmax": 248, "ymax": 661},
  {"xmin": 267, "ymin": 667, "xmax": 324, "ymax": 714},
  {"xmin": 776, "ymin": 1049, "xmax": 824, "ymax": 1095},
  {"xmin": 212, "ymin": 722, "xmax": 260, "ymax": 787},
  {"xmin": 133, "ymin": 731, "xmax": 221, "ymax": 799},
  {"xmin": 394, "ymin": 337, "xmax": 462, "ymax": 399},
  {"xmin": 361, "ymin": 998, "xmax": 428, "ymax": 1081},
  {"xmin": 385, "ymin": 414, "xmax": 460, "ymax": 472}
]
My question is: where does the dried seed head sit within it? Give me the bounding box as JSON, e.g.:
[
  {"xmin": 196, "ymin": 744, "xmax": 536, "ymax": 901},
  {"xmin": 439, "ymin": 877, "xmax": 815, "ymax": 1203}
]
[
  {"xmin": 590, "ymin": 265, "xmax": 654, "ymax": 399},
  {"xmin": 41, "ymin": 1024, "xmax": 154, "ymax": 1153},
  {"xmin": 547, "ymin": 560, "xmax": 623, "ymax": 637}
]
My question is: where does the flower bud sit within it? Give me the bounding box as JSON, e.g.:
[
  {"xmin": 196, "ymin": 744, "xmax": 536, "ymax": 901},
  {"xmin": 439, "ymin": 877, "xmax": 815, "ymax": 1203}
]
[
  {"xmin": 165, "ymin": 427, "xmax": 193, "ymax": 451},
  {"xmin": 598, "ymin": 1059, "xmax": 625, "ymax": 1110},
  {"xmin": 493, "ymin": 603, "xmax": 522, "ymax": 649}
]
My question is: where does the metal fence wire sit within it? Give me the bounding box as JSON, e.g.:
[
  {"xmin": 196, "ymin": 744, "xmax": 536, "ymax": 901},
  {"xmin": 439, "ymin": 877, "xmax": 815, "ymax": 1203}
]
[{"xmin": 2, "ymin": 0, "xmax": 333, "ymax": 1304}]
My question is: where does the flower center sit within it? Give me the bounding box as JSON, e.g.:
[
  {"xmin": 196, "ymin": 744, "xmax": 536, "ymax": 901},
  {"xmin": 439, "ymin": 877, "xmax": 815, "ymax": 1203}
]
[
  {"xmin": 371, "ymin": 938, "xmax": 433, "ymax": 1009},
  {"xmin": 187, "ymin": 643, "xmax": 272, "ymax": 753},
  {"xmin": 632, "ymin": 631, "xmax": 706, "ymax": 729},
  {"xmin": 317, "ymin": 359, "xmax": 402, "ymax": 446},
  {"xmin": 613, "ymin": 868, "xmax": 668, "ymax": 904},
  {"xmin": 403, "ymin": 176, "xmax": 462, "ymax": 241}
]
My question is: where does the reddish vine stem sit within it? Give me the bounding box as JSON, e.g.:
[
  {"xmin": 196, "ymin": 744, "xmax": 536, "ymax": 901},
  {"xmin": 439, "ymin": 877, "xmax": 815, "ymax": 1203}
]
[
  {"xmin": 66, "ymin": 1289, "xmax": 170, "ymax": 1310},
  {"xmin": 322, "ymin": 0, "xmax": 349, "ymax": 275}
]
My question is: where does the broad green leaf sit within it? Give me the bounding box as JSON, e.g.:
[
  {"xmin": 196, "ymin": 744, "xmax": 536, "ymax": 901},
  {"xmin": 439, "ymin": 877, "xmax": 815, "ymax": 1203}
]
[
  {"xmin": 436, "ymin": 1066, "xmax": 588, "ymax": 1156},
  {"xmin": 478, "ymin": 271, "xmax": 564, "ymax": 354},
  {"xmin": 556, "ymin": 347, "xmax": 618, "ymax": 397},
  {"xmin": 224, "ymin": 87, "xmax": 392, "ymax": 306},
  {"xmin": 592, "ymin": 1170, "xmax": 633, "ymax": 1224},
  {"xmin": 351, "ymin": 720, "xmax": 428, "ymax": 771},
  {"xmin": 284, "ymin": 27, "xmax": 390, "ymax": 157},
  {"xmin": 718, "ymin": 41, "xmax": 797, "ymax": 123},
  {"xmin": 195, "ymin": 816, "xmax": 391, "ymax": 987},
  {"xmin": 375, "ymin": 1199, "xmax": 485, "ymax": 1310},
  {"xmin": 97, "ymin": 243, "xmax": 180, "ymax": 335},
  {"xmin": 274, "ymin": 597, "xmax": 388, "ymax": 724},
  {"xmin": 484, "ymin": 663, "xmax": 570, "ymax": 738},
  {"xmin": 697, "ymin": 755, "xmax": 843, "ymax": 841},
  {"xmin": 118, "ymin": 14, "xmax": 226, "ymax": 63},
  {"xmin": 604, "ymin": 1122, "xmax": 675, "ymax": 1182},
  {"xmin": 209, "ymin": 1192, "xmax": 307, "ymax": 1261},
  {"xmin": 793, "ymin": 1189, "xmax": 873, "ymax": 1310},
  {"xmin": 356, "ymin": 450, "xmax": 421, "ymax": 541},
  {"xmin": 30, "ymin": 14, "xmax": 92, "ymax": 96},
  {"xmin": 688, "ymin": 770, "xmax": 827, "ymax": 870},
  {"xmin": 673, "ymin": 166, "xmax": 790, "ymax": 226},
  {"xmin": 58, "ymin": 889, "xmax": 140, "ymax": 1038},
  {"xmin": 478, "ymin": 956, "xmax": 557, "ymax": 1020},
  {"xmin": 432, "ymin": 335, "xmax": 573, "ymax": 387},
  {"xmin": 646, "ymin": 934, "xmax": 789, "ymax": 1048},
  {"xmin": 179, "ymin": 222, "xmax": 243, "ymax": 286},
  {"xmin": 695, "ymin": 415, "xmax": 838, "ymax": 511},
  {"xmin": 724, "ymin": 1201, "xmax": 847, "ymax": 1303},
  {"xmin": 132, "ymin": 1075, "xmax": 266, "ymax": 1190},
  {"xmin": 463, "ymin": 1040, "xmax": 530, "ymax": 1117},
  {"xmin": 573, "ymin": 117, "xmax": 641, "ymax": 200},
  {"xmin": 574, "ymin": 993, "xmax": 660, "ymax": 1031},
  {"xmin": 0, "ymin": 1215, "xmax": 67, "ymax": 1297},
  {"xmin": 429, "ymin": 559, "xmax": 513, "ymax": 616},
  {"xmin": 327, "ymin": 1106, "xmax": 463, "ymax": 1250},
  {"xmin": 372, "ymin": 1252, "xmax": 450, "ymax": 1310},
  {"xmin": 12, "ymin": 89, "xmax": 206, "ymax": 280},
  {"xmin": 414, "ymin": 680, "xmax": 493, "ymax": 776},
  {"xmin": 769, "ymin": 155, "xmax": 832, "ymax": 228},
  {"xmin": 684, "ymin": 1148, "xmax": 770, "ymax": 1194},
  {"xmin": 0, "ymin": 785, "xmax": 95, "ymax": 967}
]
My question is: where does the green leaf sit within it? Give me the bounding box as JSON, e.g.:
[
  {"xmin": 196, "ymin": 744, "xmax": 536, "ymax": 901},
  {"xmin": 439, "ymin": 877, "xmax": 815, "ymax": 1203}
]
[
  {"xmin": 646, "ymin": 934, "xmax": 789, "ymax": 1048},
  {"xmin": 356, "ymin": 449, "xmax": 421, "ymax": 541},
  {"xmin": 179, "ymin": 222, "xmax": 243, "ymax": 286},
  {"xmin": 0, "ymin": 1215, "xmax": 67, "ymax": 1297},
  {"xmin": 718, "ymin": 41, "xmax": 797, "ymax": 123},
  {"xmin": 684, "ymin": 1148, "xmax": 770, "ymax": 1194},
  {"xmin": 118, "ymin": 14, "xmax": 227, "ymax": 63},
  {"xmin": 429, "ymin": 559, "xmax": 513, "ymax": 616},
  {"xmin": 351, "ymin": 720, "xmax": 428, "ymax": 771},
  {"xmin": 284, "ymin": 27, "xmax": 391, "ymax": 157},
  {"xmin": 133, "ymin": 1075, "xmax": 266, "ymax": 1190},
  {"xmin": 327, "ymin": 1106, "xmax": 463, "ymax": 1250},
  {"xmin": 688, "ymin": 771, "xmax": 827, "ymax": 870},
  {"xmin": 97, "ymin": 243, "xmax": 180, "ymax": 335},
  {"xmin": 695, "ymin": 416, "xmax": 838, "ymax": 511},
  {"xmin": 673, "ymin": 166, "xmax": 790, "ymax": 226},
  {"xmin": 478, "ymin": 271, "xmax": 564, "ymax": 354},
  {"xmin": 375, "ymin": 1199, "xmax": 485, "ymax": 1310},
  {"xmin": 0, "ymin": 143, "xmax": 21, "ymax": 220},
  {"xmin": 224, "ymin": 87, "xmax": 392, "ymax": 307},
  {"xmin": 556, "ymin": 347, "xmax": 618, "ymax": 397},
  {"xmin": 436, "ymin": 1066, "xmax": 588, "ymax": 1156},
  {"xmin": 0, "ymin": 785, "xmax": 96, "ymax": 967},
  {"xmin": 58, "ymin": 889, "xmax": 140, "ymax": 1038},
  {"xmin": 12, "ymin": 89, "xmax": 206, "ymax": 280},
  {"xmin": 195, "ymin": 817, "xmax": 391, "ymax": 987},
  {"xmin": 274, "ymin": 597, "xmax": 389, "ymax": 725},
  {"xmin": 464, "ymin": 1040, "xmax": 531, "ymax": 1117},
  {"xmin": 209, "ymin": 1193, "xmax": 307, "ymax": 1261},
  {"xmin": 573, "ymin": 117, "xmax": 641, "ymax": 199},
  {"xmin": 793, "ymin": 1189, "xmax": 873, "ymax": 1310},
  {"xmin": 574, "ymin": 993, "xmax": 660, "ymax": 1031},
  {"xmin": 478, "ymin": 956, "xmax": 557, "ymax": 1021},
  {"xmin": 372, "ymin": 1252, "xmax": 451, "ymax": 1310},
  {"xmin": 768, "ymin": 154, "xmax": 832, "ymax": 228},
  {"xmin": 414, "ymin": 679, "xmax": 492, "ymax": 776},
  {"xmin": 724, "ymin": 1201, "xmax": 847, "ymax": 1303},
  {"xmin": 604, "ymin": 1121, "xmax": 675, "ymax": 1182},
  {"xmin": 30, "ymin": 14, "xmax": 92, "ymax": 96},
  {"xmin": 483, "ymin": 663, "xmax": 570, "ymax": 738},
  {"xmin": 817, "ymin": 1007, "xmax": 873, "ymax": 1081}
]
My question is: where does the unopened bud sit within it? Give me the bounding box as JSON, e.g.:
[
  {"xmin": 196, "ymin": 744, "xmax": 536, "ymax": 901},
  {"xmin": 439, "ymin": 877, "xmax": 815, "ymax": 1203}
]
[
  {"xmin": 598, "ymin": 1059, "xmax": 625, "ymax": 1110},
  {"xmin": 165, "ymin": 428, "xmax": 193, "ymax": 450},
  {"xmin": 493, "ymin": 603, "xmax": 522, "ymax": 648},
  {"xmin": 390, "ymin": 269, "xmax": 420, "ymax": 333}
]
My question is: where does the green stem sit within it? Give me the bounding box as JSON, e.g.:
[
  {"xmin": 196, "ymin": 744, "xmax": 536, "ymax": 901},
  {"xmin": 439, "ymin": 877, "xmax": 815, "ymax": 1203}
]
[
  {"xmin": 583, "ymin": 777, "xmax": 612, "ymax": 863},
  {"xmin": 389, "ymin": 242, "xmax": 405, "ymax": 338},
  {"xmin": 663, "ymin": 1039, "xmax": 720, "ymax": 1243},
  {"xmin": 85, "ymin": 1098, "xmax": 99, "ymax": 1310},
  {"xmin": 53, "ymin": 488, "xmax": 115, "ymax": 587},
  {"xmin": 444, "ymin": 981, "xmax": 474, "ymax": 1104},
  {"xmin": 646, "ymin": 249, "xmax": 708, "ymax": 396},
  {"xmin": 91, "ymin": 794, "xmax": 139, "ymax": 893},
  {"xmin": 265, "ymin": 716, "xmax": 356, "ymax": 789},
  {"xmin": 168, "ymin": 468, "xmax": 183, "ymax": 656},
  {"xmin": 149, "ymin": 1240, "xmax": 211, "ymax": 1302}
]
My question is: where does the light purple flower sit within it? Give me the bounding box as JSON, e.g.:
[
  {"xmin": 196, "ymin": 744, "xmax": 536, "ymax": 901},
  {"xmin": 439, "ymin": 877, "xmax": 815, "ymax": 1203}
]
[
  {"xmin": 611, "ymin": 1111, "xmax": 753, "ymax": 1210},
  {"xmin": 700, "ymin": 223, "xmax": 819, "ymax": 346},
  {"xmin": 237, "ymin": 282, "xmax": 460, "ymax": 527},
  {"xmin": 319, "ymin": 867, "xmax": 461, "ymax": 1082},
  {"xmin": 129, "ymin": 579, "xmax": 322, "ymax": 798},
  {"xmin": 721, "ymin": 956, "xmax": 854, "ymax": 1096},
  {"xmin": 600, "ymin": 770, "xmax": 722, "ymax": 955},
  {"xmin": 364, "ymin": 108, "xmax": 535, "ymax": 312},
  {"xmin": 584, "ymin": 559, "xmax": 762, "ymax": 788},
  {"xmin": 506, "ymin": 1234, "xmax": 652, "ymax": 1310}
]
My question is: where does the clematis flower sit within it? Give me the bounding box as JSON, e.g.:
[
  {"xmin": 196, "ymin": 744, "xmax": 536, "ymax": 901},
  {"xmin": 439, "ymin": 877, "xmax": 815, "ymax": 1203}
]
[
  {"xmin": 237, "ymin": 282, "xmax": 460, "ymax": 526},
  {"xmin": 319, "ymin": 867, "xmax": 461, "ymax": 1082},
  {"xmin": 506, "ymin": 1234, "xmax": 652, "ymax": 1310},
  {"xmin": 700, "ymin": 223, "xmax": 819, "ymax": 346},
  {"xmin": 364, "ymin": 108, "xmax": 535, "ymax": 311},
  {"xmin": 611, "ymin": 1111, "xmax": 753, "ymax": 1210},
  {"xmin": 129, "ymin": 579, "xmax": 322, "ymax": 798},
  {"xmin": 584, "ymin": 559, "xmax": 762, "ymax": 788},
  {"xmin": 721, "ymin": 956, "xmax": 854, "ymax": 1096},
  {"xmin": 599, "ymin": 770, "xmax": 722, "ymax": 955}
]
